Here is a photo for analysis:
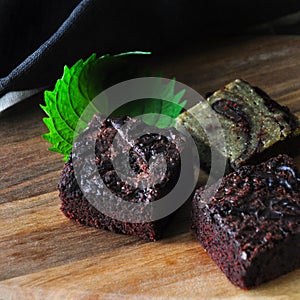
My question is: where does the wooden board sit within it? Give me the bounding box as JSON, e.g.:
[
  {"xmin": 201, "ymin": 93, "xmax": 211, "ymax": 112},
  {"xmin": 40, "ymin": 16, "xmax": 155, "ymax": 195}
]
[{"xmin": 1, "ymin": 35, "xmax": 300, "ymax": 299}]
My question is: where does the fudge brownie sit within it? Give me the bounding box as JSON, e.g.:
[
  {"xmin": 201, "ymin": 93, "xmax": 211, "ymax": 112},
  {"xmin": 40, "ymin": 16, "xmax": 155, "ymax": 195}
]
[
  {"xmin": 176, "ymin": 79, "xmax": 300, "ymax": 171},
  {"xmin": 59, "ymin": 114, "xmax": 184, "ymax": 241},
  {"xmin": 192, "ymin": 154, "xmax": 300, "ymax": 289}
]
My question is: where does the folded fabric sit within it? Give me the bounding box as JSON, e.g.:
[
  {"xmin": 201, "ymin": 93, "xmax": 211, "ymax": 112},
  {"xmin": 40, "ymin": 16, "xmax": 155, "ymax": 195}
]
[{"xmin": 1, "ymin": 0, "xmax": 300, "ymax": 112}]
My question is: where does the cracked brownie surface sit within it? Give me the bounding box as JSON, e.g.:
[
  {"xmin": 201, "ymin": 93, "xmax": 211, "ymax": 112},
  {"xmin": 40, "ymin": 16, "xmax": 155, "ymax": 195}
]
[
  {"xmin": 192, "ymin": 154, "xmax": 300, "ymax": 289},
  {"xmin": 59, "ymin": 114, "xmax": 184, "ymax": 241}
]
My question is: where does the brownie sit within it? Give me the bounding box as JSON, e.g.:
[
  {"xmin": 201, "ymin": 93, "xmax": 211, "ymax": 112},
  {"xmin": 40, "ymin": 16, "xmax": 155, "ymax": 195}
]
[
  {"xmin": 59, "ymin": 114, "xmax": 184, "ymax": 241},
  {"xmin": 176, "ymin": 79, "xmax": 300, "ymax": 171},
  {"xmin": 192, "ymin": 154, "xmax": 300, "ymax": 289}
]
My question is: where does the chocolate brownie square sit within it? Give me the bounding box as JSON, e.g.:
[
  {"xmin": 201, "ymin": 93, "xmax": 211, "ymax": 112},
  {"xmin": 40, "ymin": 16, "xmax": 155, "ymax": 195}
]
[
  {"xmin": 192, "ymin": 154, "xmax": 300, "ymax": 289},
  {"xmin": 59, "ymin": 114, "xmax": 185, "ymax": 241}
]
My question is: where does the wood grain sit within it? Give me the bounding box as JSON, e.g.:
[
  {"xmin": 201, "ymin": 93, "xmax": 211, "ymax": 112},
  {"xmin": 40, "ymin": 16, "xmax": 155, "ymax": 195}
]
[{"xmin": 1, "ymin": 35, "xmax": 300, "ymax": 299}]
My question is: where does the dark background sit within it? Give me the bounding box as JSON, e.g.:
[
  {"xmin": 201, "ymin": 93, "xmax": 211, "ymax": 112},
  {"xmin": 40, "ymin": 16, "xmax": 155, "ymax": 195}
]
[{"xmin": 1, "ymin": 0, "xmax": 300, "ymax": 100}]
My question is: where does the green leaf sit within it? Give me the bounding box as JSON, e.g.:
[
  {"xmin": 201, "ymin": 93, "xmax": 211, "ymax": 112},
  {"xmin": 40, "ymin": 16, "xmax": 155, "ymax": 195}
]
[
  {"xmin": 41, "ymin": 52, "xmax": 186, "ymax": 161},
  {"xmin": 113, "ymin": 78, "xmax": 186, "ymax": 128}
]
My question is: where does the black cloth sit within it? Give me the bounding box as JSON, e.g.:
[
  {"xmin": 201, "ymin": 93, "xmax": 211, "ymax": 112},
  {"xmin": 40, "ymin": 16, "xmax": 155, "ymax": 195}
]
[{"xmin": 1, "ymin": 0, "xmax": 300, "ymax": 111}]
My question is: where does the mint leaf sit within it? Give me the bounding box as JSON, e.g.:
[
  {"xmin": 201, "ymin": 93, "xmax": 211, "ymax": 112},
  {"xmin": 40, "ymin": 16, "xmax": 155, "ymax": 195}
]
[{"xmin": 41, "ymin": 52, "xmax": 186, "ymax": 161}]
